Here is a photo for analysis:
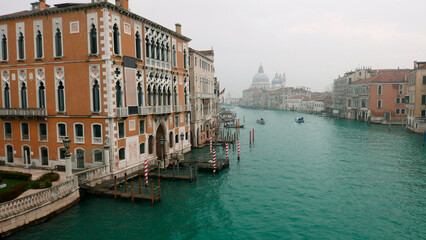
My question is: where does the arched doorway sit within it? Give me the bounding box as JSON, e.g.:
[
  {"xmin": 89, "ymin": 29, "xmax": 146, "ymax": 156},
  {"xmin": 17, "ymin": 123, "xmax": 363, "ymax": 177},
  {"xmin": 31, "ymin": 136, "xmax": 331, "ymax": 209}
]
[
  {"xmin": 169, "ymin": 131, "xmax": 174, "ymax": 148},
  {"xmin": 155, "ymin": 124, "xmax": 166, "ymax": 160}
]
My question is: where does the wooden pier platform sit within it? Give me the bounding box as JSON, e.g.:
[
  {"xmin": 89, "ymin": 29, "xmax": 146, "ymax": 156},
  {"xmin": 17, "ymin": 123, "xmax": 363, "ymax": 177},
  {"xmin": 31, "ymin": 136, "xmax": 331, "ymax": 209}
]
[
  {"xmin": 183, "ymin": 158, "xmax": 229, "ymax": 173},
  {"xmin": 149, "ymin": 164, "xmax": 197, "ymax": 181}
]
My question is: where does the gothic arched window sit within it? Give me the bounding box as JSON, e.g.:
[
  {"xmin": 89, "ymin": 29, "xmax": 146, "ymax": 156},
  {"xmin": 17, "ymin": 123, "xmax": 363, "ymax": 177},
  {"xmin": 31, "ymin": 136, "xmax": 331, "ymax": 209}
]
[
  {"xmin": 3, "ymin": 83, "xmax": 10, "ymax": 108},
  {"xmin": 1, "ymin": 34, "xmax": 7, "ymax": 60},
  {"xmin": 183, "ymin": 50, "xmax": 187, "ymax": 69},
  {"xmin": 137, "ymin": 82, "xmax": 143, "ymax": 106},
  {"xmin": 145, "ymin": 36, "xmax": 150, "ymax": 58},
  {"xmin": 92, "ymin": 80, "xmax": 100, "ymax": 112},
  {"xmin": 38, "ymin": 82, "xmax": 45, "ymax": 108},
  {"xmin": 36, "ymin": 30, "xmax": 43, "ymax": 58},
  {"xmin": 17, "ymin": 32, "xmax": 24, "ymax": 60},
  {"xmin": 20, "ymin": 82, "xmax": 27, "ymax": 108},
  {"xmin": 173, "ymin": 45, "xmax": 177, "ymax": 67},
  {"xmin": 135, "ymin": 31, "xmax": 141, "ymax": 59},
  {"xmin": 57, "ymin": 81, "xmax": 65, "ymax": 112},
  {"xmin": 115, "ymin": 81, "xmax": 122, "ymax": 107},
  {"xmin": 55, "ymin": 28, "xmax": 62, "ymax": 57},
  {"xmin": 90, "ymin": 24, "xmax": 97, "ymax": 54},
  {"xmin": 113, "ymin": 23, "xmax": 120, "ymax": 55}
]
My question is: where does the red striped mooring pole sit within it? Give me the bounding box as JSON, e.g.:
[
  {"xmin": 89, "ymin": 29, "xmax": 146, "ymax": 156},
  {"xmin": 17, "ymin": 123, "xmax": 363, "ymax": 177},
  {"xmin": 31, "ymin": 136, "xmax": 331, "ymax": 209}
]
[
  {"xmin": 238, "ymin": 140, "xmax": 240, "ymax": 160},
  {"xmin": 210, "ymin": 137, "xmax": 213, "ymax": 154},
  {"xmin": 144, "ymin": 159, "xmax": 148, "ymax": 186},
  {"xmin": 226, "ymin": 143, "xmax": 229, "ymax": 160},
  {"xmin": 213, "ymin": 149, "xmax": 216, "ymax": 174}
]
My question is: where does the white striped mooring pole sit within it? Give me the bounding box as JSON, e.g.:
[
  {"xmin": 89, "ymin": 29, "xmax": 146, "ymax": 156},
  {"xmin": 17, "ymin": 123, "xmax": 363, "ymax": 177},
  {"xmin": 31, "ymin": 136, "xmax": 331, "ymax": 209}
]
[
  {"xmin": 144, "ymin": 159, "xmax": 148, "ymax": 186},
  {"xmin": 238, "ymin": 140, "xmax": 240, "ymax": 160},
  {"xmin": 210, "ymin": 137, "xmax": 213, "ymax": 154},
  {"xmin": 226, "ymin": 143, "xmax": 229, "ymax": 160},
  {"xmin": 213, "ymin": 149, "xmax": 216, "ymax": 174}
]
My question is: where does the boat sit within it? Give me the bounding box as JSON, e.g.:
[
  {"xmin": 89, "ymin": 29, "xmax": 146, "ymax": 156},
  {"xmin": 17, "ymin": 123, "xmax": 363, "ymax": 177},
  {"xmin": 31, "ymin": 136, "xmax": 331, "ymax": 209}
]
[
  {"xmin": 295, "ymin": 117, "xmax": 304, "ymax": 124},
  {"xmin": 225, "ymin": 123, "xmax": 245, "ymax": 128},
  {"xmin": 256, "ymin": 118, "xmax": 265, "ymax": 124}
]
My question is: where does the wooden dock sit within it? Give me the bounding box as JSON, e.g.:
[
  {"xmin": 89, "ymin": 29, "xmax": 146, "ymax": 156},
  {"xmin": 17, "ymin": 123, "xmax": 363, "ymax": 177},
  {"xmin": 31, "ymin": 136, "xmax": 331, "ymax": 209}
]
[
  {"xmin": 183, "ymin": 158, "xmax": 229, "ymax": 173},
  {"xmin": 149, "ymin": 163, "xmax": 197, "ymax": 181}
]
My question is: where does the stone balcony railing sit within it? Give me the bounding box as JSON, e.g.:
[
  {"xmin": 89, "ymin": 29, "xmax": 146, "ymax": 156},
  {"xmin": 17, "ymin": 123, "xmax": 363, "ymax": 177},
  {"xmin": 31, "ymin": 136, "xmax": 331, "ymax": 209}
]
[
  {"xmin": 184, "ymin": 105, "xmax": 191, "ymax": 112},
  {"xmin": 0, "ymin": 108, "xmax": 47, "ymax": 118},
  {"xmin": 174, "ymin": 105, "xmax": 182, "ymax": 112},
  {"xmin": 146, "ymin": 58, "xmax": 171, "ymax": 71},
  {"xmin": 0, "ymin": 177, "xmax": 78, "ymax": 219},
  {"xmin": 138, "ymin": 106, "xmax": 152, "ymax": 115},
  {"xmin": 196, "ymin": 93, "xmax": 215, "ymax": 99},
  {"xmin": 116, "ymin": 107, "xmax": 128, "ymax": 118}
]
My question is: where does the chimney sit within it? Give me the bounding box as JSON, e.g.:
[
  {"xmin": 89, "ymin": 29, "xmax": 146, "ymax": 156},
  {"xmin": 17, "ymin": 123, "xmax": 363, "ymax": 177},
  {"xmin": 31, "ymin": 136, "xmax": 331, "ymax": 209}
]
[
  {"xmin": 115, "ymin": 0, "xmax": 129, "ymax": 10},
  {"xmin": 175, "ymin": 23, "xmax": 181, "ymax": 34},
  {"xmin": 31, "ymin": 0, "xmax": 48, "ymax": 10}
]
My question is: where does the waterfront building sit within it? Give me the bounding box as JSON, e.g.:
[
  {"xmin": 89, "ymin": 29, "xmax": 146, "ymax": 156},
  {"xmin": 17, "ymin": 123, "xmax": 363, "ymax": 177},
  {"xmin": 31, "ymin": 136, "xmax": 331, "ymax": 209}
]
[
  {"xmin": 0, "ymin": 0, "xmax": 191, "ymax": 173},
  {"xmin": 300, "ymin": 99, "xmax": 325, "ymax": 114},
  {"xmin": 347, "ymin": 70, "xmax": 409, "ymax": 123},
  {"xmin": 188, "ymin": 48, "xmax": 219, "ymax": 146},
  {"xmin": 406, "ymin": 61, "xmax": 426, "ymax": 133}
]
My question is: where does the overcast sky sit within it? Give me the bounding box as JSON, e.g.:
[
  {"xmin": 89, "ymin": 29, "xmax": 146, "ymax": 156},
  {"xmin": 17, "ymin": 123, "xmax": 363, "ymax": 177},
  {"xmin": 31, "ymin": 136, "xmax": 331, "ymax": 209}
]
[{"xmin": 3, "ymin": 0, "xmax": 426, "ymax": 97}]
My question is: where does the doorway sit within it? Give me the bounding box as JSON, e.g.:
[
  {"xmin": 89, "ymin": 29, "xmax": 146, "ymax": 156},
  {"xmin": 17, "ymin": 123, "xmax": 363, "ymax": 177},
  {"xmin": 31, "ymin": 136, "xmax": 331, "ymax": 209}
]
[{"xmin": 156, "ymin": 124, "xmax": 165, "ymax": 160}]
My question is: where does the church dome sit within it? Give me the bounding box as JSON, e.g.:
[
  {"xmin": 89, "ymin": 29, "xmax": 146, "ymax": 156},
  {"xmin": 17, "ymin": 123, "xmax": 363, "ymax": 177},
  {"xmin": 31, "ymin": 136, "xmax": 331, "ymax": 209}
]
[
  {"xmin": 271, "ymin": 73, "xmax": 282, "ymax": 84},
  {"xmin": 252, "ymin": 64, "xmax": 269, "ymax": 83}
]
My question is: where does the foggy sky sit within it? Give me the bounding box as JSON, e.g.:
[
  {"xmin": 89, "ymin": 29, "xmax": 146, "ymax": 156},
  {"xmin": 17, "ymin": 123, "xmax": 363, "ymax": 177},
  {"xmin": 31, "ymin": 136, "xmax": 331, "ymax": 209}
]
[{"xmin": 3, "ymin": 0, "xmax": 426, "ymax": 97}]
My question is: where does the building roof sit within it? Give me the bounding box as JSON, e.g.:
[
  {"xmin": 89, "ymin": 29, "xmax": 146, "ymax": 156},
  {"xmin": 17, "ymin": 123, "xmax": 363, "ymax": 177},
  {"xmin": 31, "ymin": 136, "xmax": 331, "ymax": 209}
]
[
  {"xmin": 0, "ymin": 1, "xmax": 191, "ymax": 42},
  {"xmin": 352, "ymin": 71, "xmax": 409, "ymax": 85}
]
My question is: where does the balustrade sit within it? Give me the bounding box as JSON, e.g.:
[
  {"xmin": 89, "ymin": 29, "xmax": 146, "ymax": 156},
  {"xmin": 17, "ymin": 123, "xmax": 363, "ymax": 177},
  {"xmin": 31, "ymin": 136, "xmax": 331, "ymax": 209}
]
[{"xmin": 0, "ymin": 108, "xmax": 47, "ymax": 118}]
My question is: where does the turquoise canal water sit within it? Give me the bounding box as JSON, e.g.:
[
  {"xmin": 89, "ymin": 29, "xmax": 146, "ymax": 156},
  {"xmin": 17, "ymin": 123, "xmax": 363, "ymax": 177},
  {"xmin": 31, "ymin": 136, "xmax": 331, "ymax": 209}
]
[{"xmin": 9, "ymin": 107, "xmax": 426, "ymax": 239}]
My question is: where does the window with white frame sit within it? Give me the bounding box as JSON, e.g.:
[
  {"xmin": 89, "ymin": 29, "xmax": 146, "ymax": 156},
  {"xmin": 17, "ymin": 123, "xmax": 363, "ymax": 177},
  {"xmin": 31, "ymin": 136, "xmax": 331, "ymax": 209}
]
[
  {"xmin": 119, "ymin": 148, "xmax": 125, "ymax": 160},
  {"xmin": 87, "ymin": 12, "xmax": 98, "ymax": 55},
  {"xmin": 399, "ymin": 84, "xmax": 403, "ymax": 95},
  {"xmin": 4, "ymin": 122, "xmax": 12, "ymax": 140},
  {"xmin": 401, "ymin": 108, "xmax": 406, "ymax": 114},
  {"xmin": 92, "ymin": 79, "xmax": 100, "ymax": 112},
  {"xmin": 38, "ymin": 81, "xmax": 46, "ymax": 108},
  {"xmin": 0, "ymin": 24, "xmax": 8, "ymax": 61},
  {"xmin": 21, "ymin": 122, "xmax": 29, "ymax": 141},
  {"xmin": 16, "ymin": 22, "xmax": 25, "ymax": 60},
  {"xmin": 6, "ymin": 145, "xmax": 13, "ymax": 163},
  {"xmin": 377, "ymin": 99, "xmax": 382, "ymax": 109},
  {"xmin": 92, "ymin": 124, "xmax": 102, "ymax": 144},
  {"xmin": 175, "ymin": 116, "xmax": 179, "ymax": 128},
  {"xmin": 59, "ymin": 147, "xmax": 67, "ymax": 160},
  {"xmin": 139, "ymin": 142, "xmax": 145, "ymax": 154},
  {"xmin": 40, "ymin": 146, "xmax": 48, "ymax": 166},
  {"xmin": 39, "ymin": 122, "xmax": 47, "ymax": 141},
  {"xmin": 52, "ymin": 18, "xmax": 63, "ymax": 57},
  {"xmin": 396, "ymin": 109, "xmax": 400, "ymax": 114},
  {"xmin": 139, "ymin": 119, "xmax": 145, "ymax": 134},
  {"xmin": 74, "ymin": 123, "xmax": 84, "ymax": 143},
  {"xmin": 378, "ymin": 85, "xmax": 382, "ymax": 95},
  {"xmin": 93, "ymin": 149, "xmax": 103, "ymax": 163},
  {"xmin": 57, "ymin": 123, "xmax": 66, "ymax": 142},
  {"xmin": 135, "ymin": 31, "xmax": 142, "ymax": 59},
  {"xmin": 118, "ymin": 122, "xmax": 125, "ymax": 139},
  {"xmin": 34, "ymin": 20, "xmax": 43, "ymax": 59},
  {"xmin": 20, "ymin": 81, "xmax": 27, "ymax": 108},
  {"xmin": 3, "ymin": 82, "xmax": 10, "ymax": 108}
]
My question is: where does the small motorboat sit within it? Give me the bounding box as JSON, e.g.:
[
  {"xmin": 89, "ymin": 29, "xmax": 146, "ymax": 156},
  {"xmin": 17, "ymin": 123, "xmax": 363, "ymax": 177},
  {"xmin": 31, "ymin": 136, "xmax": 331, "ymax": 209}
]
[
  {"xmin": 295, "ymin": 117, "xmax": 304, "ymax": 124},
  {"xmin": 256, "ymin": 118, "xmax": 265, "ymax": 124}
]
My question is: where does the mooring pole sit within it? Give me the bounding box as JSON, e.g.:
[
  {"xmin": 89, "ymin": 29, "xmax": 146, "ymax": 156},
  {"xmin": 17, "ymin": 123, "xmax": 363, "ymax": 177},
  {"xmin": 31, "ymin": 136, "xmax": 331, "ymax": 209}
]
[
  {"xmin": 124, "ymin": 173, "xmax": 128, "ymax": 193},
  {"xmin": 238, "ymin": 140, "xmax": 240, "ymax": 160},
  {"xmin": 114, "ymin": 176, "xmax": 117, "ymax": 199},
  {"xmin": 131, "ymin": 181, "xmax": 134, "ymax": 203},
  {"xmin": 249, "ymin": 130, "xmax": 252, "ymax": 145},
  {"xmin": 253, "ymin": 128, "xmax": 255, "ymax": 143}
]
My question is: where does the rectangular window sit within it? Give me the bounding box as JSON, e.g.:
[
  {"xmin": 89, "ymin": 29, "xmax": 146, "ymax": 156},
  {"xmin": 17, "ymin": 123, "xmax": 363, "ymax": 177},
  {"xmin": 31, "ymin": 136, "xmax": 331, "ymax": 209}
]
[
  {"xmin": 401, "ymin": 108, "xmax": 406, "ymax": 114},
  {"xmin": 396, "ymin": 109, "xmax": 400, "ymax": 114},
  {"xmin": 59, "ymin": 148, "xmax": 66, "ymax": 160},
  {"xmin": 139, "ymin": 120, "xmax": 145, "ymax": 134},
  {"xmin": 396, "ymin": 98, "xmax": 400, "ymax": 104},
  {"xmin": 94, "ymin": 149, "xmax": 103, "ymax": 162},
  {"xmin": 92, "ymin": 124, "xmax": 102, "ymax": 144},
  {"xmin": 39, "ymin": 123, "xmax": 47, "ymax": 141},
  {"xmin": 75, "ymin": 124, "xmax": 84, "ymax": 143},
  {"xmin": 195, "ymin": 57, "xmax": 197, "ymax": 66},
  {"xmin": 422, "ymin": 95, "xmax": 426, "ymax": 105},
  {"xmin": 4, "ymin": 122, "xmax": 12, "ymax": 140},
  {"xmin": 21, "ymin": 122, "xmax": 29, "ymax": 140},
  {"xmin": 423, "ymin": 76, "xmax": 426, "ymax": 85},
  {"xmin": 175, "ymin": 116, "xmax": 179, "ymax": 128},
  {"xmin": 185, "ymin": 114, "xmax": 188, "ymax": 125},
  {"xmin": 140, "ymin": 143, "xmax": 145, "ymax": 154},
  {"xmin": 377, "ymin": 99, "xmax": 382, "ymax": 109},
  {"xmin": 401, "ymin": 97, "xmax": 406, "ymax": 104},
  {"xmin": 399, "ymin": 84, "xmax": 403, "ymax": 95},
  {"xmin": 422, "ymin": 109, "xmax": 426, "ymax": 117},
  {"xmin": 58, "ymin": 123, "xmax": 66, "ymax": 141},
  {"xmin": 118, "ymin": 122, "xmax": 125, "ymax": 139},
  {"xmin": 378, "ymin": 85, "xmax": 382, "ymax": 95}
]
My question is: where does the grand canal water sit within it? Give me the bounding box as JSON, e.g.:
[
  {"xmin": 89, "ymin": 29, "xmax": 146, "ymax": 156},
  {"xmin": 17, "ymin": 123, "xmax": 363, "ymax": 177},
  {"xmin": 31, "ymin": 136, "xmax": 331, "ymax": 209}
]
[{"xmin": 10, "ymin": 107, "xmax": 426, "ymax": 239}]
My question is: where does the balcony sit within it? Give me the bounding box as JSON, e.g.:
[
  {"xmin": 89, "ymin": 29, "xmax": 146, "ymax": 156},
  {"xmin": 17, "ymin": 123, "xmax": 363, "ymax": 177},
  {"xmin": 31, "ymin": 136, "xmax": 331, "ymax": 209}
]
[
  {"xmin": 184, "ymin": 105, "xmax": 191, "ymax": 112},
  {"xmin": 75, "ymin": 136, "xmax": 84, "ymax": 144},
  {"xmin": 146, "ymin": 58, "xmax": 171, "ymax": 71},
  {"xmin": 93, "ymin": 137, "xmax": 103, "ymax": 144},
  {"xmin": 0, "ymin": 108, "xmax": 47, "ymax": 118},
  {"xmin": 116, "ymin": 107, "xmax": 128, "ymax": 118},
  {"xmin": 153, "ymin": 106, "xmax": 172, "ymax": 114},
  {"xmin": 138, "ymin": 106, "xmax": 152, "ymax": 115},
  {"xmin": 174, "ymin": 105, "xmax": 183, "ymax": 112},
  {"xmin": 196, "ymin": 93, "xmax": 215, "ymax": 99}
]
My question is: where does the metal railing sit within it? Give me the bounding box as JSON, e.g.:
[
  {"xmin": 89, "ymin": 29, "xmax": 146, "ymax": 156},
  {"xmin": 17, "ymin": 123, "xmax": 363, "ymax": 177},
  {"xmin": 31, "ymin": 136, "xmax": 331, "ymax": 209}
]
[
  {"xmin": 0, "ymin": 108, "xmax": 47, "ymax": 117},
  {"xmin": 0, "ymin": 177, "xmax": 78, "ymax": 219}
]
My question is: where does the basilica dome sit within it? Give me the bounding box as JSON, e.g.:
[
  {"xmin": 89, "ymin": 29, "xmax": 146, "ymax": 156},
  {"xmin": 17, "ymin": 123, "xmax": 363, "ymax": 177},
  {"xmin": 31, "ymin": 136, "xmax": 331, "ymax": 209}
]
[
  {"xmin": 252, "ymin": 64, "xmax": 269, "ymax": 83},
  {"xmin": 271, "ymin": 73, "xmax": 282, "ymax": 84}
]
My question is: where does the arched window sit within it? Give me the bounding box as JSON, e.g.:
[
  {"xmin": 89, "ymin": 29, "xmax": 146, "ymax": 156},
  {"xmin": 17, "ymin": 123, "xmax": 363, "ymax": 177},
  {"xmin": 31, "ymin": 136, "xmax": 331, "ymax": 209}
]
[
  {"xmin": 169, "ymin": 132, "xmax": 173, "ymax": 148},
  {"xmin": 166, "ymin": 45, "xmax": 170, "ymax": 62},
  {"xmin": 6, "ymin": 145, "xmax": 13, "ymax": 163},
  {"xmin": 156, "ymin": 41, "xmax": 160, "ymax": 60},
  {"xmin": 183, "ymin": 50, "xmax": 187, "ymax": 69},
  {"xmin": 135, "ymin": 31, "xmax": 141, "ymax": 59},
  {"xmin": 1, "ymin": 34, "xmax": 7, "ymax": 61},
  {"xmin": 147, "ymin": 85, "xmax": 152, "ymax": 106},
  {"xmin": 163, "ymin": 89, "xmax": 167, "ymax": 106},
  {"xmin": 174, "ymin": 87, "xmax": 178, "ymax": 106},
  {"xmin": 92, "ymin": 80, "xmax": 100, "ymax": 112},
  {"xmin": 184, "ymin": 87, "xmax": 187, "ymax": 105},
  {"xmin": 3, "ymin": 83, "xmax": 10, "ymax": 108},
  {"xmin": 161, "ymin": 43, "xmax": 165, "ymax": 61},
  {"xmin": 150, "ymin": 40, "xmax": 155, "ymax": 59},
  {"xmin": 113, "ymin": 24, "xmax": 120, "ymax": 55},
  {"xmin": 153, "ymin": 86, "xmax": 157, "ymax": 106},
  {"xmin": 148, "ymin": 136, "xmax": 154, "ymax": 154},
  {"xmin": 38, "ymin": 82, "xmax": 45, "ymax": 108},
  {"xmin": 17, "ymin": 32, "xmax": 24, "ymax": 60},
  {"xmin": 139, "ymin": 143, "xmax": 145, "ymax": 154},
  {"xmin": 115, "ymin": 81, "xmax": 122, "ymax": 107},
  {"xmin": 36, "ymin": 30, "xmax": 43, "ymax": 58},
  {"xmin": 167, "ymin": 88, "xmax": 171, "ymax": 105},
  {"xmin": 57, "ymin": 81, "xmax": 65, "ymax": 112},
  {"xmin": 119, "ymin": 148, "xmax": 125, "ymax": 160},
  {"xmin": 40, "ymin": 147, "xmax": 48, "ymax": 166},
  {"xmin": 145, "ymin": 36, "xmax": 150, "ymax": 58},
  {"xmin": 172, "ymin": 45, "xmax": 176, "ymax": 67},
  {"xmin": 20, "ymin": 82, "xmax": 27, "ymax": 108},
  {"xmin": 137, "ymin": 82, "xmax": 143, "ymax": 106},
  {"xmin": 55, "ymin": 28, "xmax": 62, "ymax": 57},
  {"xmin": 23, "ymin": 146, "xmax": 31, "ymax": 164},
  {"xmin": 90, "ymin": 24, "xmax": 97, "ymax": 54}
]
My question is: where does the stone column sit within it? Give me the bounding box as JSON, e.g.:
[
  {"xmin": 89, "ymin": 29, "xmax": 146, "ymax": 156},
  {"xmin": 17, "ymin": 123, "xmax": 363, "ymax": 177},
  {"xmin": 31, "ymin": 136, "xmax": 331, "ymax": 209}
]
[
  {"xmin": 104, "ymin": 145, "xmax": 110, "ymax": 174},
  {"xmin": 65, "ymin": 152, "xmax": 72, "ymax": 180}
]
